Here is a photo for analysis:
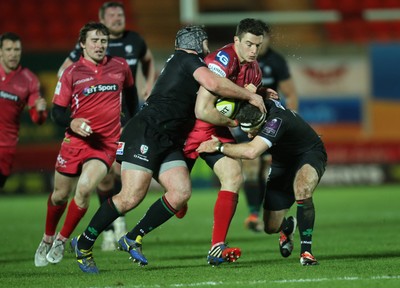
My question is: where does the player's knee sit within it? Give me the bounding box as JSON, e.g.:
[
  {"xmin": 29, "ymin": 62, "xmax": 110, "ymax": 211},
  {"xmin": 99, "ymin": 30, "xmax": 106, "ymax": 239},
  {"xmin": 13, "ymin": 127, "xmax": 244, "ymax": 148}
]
[
  {"xmin": 177, "ymin": 188, "xmax": 191, "ymax": 204},
  {"xmin": 295, "ymin": 184, "xmax": 315, "ymax": 200},
  {"xmin": 220, "ymin": 167, "xmax": 243, "ymax": 189},
  {"xmin": 264, "ymin": 223, "xmax": 280, "ymax": 234}
]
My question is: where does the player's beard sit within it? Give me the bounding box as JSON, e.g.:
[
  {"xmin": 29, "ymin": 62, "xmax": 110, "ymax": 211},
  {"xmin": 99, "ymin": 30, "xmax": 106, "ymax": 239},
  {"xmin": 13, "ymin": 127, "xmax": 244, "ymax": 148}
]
[{"xmin": 109, "ymin": 22, "xmax": 124, "ymax": 37}]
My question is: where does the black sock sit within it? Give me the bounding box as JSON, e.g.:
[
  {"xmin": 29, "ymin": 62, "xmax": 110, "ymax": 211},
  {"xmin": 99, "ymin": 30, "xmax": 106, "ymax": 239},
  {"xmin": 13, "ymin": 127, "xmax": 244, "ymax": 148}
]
[
  {"xmin": 296, "ymin": 198, "xmax": 315, "ymax": 254},
  {"xmin": 97, "ymin": 187, "xmax": 112, "ymax": 204},
  {"xmin": 97, "ymin": 188, "xmax": 114, "ymax": 231},
  {"xmin": 244, "ymin": 180, "xmax": 262, "ymax": 215},
  {"xmin": 78, "ymin": 198, "xmax": 121, "ymax": 250},
  {"xmin": 126, "ymin": 196, "xmax": 177, "ymax": 241}
]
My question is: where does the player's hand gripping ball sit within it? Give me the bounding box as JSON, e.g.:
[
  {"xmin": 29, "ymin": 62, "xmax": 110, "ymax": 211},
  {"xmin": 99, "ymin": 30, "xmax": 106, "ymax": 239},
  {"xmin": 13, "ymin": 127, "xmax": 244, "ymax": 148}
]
[{"xmin": 215, "ymin": 98, "xmax": 240, "ymax": 119}]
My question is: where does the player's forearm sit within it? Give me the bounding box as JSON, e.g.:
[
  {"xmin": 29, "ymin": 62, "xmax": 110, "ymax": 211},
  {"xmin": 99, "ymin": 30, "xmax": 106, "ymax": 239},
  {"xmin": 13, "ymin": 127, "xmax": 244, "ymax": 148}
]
[
  {"xmin": 195, "ymin": 87, "xmax": 237, "ymax": 127},
  {"xmin": 216, "ymin": 142, "xmax": 259, "ymax": 159},
  {"xmin": 197, "ymin": 137, "xmax": 259, "ymax": 159},
  {"xmin": 195, "ymin": 104, "xmax": 237, "ymax": 127},
  {"xmin": 215, "ymin": 77, "xmax": 254, "ymax": 101},
  {"xmin": 213, "ymin": 77, "xmax": 266, "ymax": 113}
]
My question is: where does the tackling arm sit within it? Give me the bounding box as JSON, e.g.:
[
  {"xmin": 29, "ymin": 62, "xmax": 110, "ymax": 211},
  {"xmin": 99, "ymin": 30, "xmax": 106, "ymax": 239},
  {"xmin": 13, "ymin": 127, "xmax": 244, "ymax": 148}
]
[
  {"xmin": 194, "ymin": 66, "xmax": 266, "ymax": 113},
  {"xmin": 196, "ymin": 135, "xmax": 269, "ymax": 160},
  {"xmin": 194, "ymin": 86, "xmax": 237, "ymax": 127}
]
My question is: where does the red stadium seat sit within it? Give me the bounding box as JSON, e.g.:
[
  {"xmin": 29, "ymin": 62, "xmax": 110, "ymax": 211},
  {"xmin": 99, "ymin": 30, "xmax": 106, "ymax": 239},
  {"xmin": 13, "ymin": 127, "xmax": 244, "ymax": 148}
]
[
  {"xmin": 363, "ymin": 0, "xmax": 382, "ymax": 9},
  {"xmin": 315, "ymin": 0, "xmax": 335, "ymax": 10},
  {"xmin": 382, "ymin": 0, "xmax": 400, "ymax": 8}
]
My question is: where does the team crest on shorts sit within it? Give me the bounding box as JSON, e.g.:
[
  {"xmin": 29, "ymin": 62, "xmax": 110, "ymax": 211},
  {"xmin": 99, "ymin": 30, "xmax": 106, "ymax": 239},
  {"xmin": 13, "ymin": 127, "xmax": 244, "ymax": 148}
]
[
  {"xmin": 140, "ymin": 144, "xmax": 148, "ymax": 154},
  {"xmin": 116, "ymin": 142, "xmax": 125, "ymax": 155}
]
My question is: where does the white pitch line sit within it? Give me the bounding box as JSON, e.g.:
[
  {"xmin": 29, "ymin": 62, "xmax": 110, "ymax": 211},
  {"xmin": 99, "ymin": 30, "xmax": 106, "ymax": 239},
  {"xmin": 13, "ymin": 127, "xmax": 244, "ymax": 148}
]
[
  {"xmin": 89, "ymin": 275, "xmax": 400, "ymax": 288},
  {"xmin": 168, "ymin": 275, "xmax": 400, "ymax": 286}
]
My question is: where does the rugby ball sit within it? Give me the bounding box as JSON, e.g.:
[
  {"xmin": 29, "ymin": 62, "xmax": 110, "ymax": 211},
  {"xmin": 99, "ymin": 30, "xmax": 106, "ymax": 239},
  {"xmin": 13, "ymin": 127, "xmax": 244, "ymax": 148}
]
[{"xmin": 215, "ymin": 98, "xmax": 239, "ymax": 119}]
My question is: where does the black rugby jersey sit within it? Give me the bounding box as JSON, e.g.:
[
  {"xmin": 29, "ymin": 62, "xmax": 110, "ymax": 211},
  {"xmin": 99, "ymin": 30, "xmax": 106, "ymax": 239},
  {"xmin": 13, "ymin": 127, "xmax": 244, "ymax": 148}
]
[
  {"xmin": 140, "ymin": 50, "xmax": 206, "ymax": 141},
  {"xmin": 259, "ymin": 99, "xmax": 325, "ymax": 163},
  {"xmin": 258, "ymin": 48, "xmax": 291, "ymax": 91}
]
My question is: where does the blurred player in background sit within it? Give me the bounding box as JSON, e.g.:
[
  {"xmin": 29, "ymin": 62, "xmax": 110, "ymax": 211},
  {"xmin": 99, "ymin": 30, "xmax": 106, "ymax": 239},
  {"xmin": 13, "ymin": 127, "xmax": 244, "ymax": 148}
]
[
  {"xmin": 0, "ymin": 32, "xmax": 47, "ymax": 190},
  {"xmin": 197, "ymin": 99, "xmax": 326, "ymax": 266},
  {"xmin": 183, "ymin": 18, "xmax": 271, "ymax": 266},
  {"xmin": 231, "ymin": 26, "xmax": 299, "ymax": 232},
  {"xmin": 34, "ymin": 22, "xmax": 135, "ymax": 267},
  {"xmin": 57, "ymin": 1, "xmax": 156, "ymax": 251}
]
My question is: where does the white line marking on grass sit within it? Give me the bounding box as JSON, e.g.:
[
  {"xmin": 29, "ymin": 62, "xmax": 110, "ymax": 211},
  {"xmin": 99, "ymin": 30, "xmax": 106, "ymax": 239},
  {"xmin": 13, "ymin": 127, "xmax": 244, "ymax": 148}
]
[
  {"xmin": 169, "ymin": 275, "xmax": 400, "ymax": 286},
  {"xmin": 91, "ymin": 275, "xmax": 400, "ymax": 288},
  {"xmin": 272, "ymin": 275, "xmax": 400, "ymax": 284}
]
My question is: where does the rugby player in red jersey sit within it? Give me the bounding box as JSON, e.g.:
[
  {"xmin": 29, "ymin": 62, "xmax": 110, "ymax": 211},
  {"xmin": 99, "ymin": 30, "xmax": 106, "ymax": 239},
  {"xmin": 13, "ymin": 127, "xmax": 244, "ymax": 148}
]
[
  {"xmin": 0, "ymin": 32, "xmax": 47, "ymax": 190},
  {"xmin": 182, "ymin": 19, "xmax": 272, "ymax": 265},
  {"xmin": 58, "ymin": 2, "xmax": 156, "ymax": 250},
  {"xmin": 34, "ymin": 22, "xmax": 135, "ymax": 267}
]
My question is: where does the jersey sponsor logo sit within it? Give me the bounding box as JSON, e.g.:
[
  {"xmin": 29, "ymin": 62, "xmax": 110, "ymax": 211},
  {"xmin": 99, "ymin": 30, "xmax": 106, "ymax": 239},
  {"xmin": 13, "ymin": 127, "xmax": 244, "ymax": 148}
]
[
  {"xmin": 208, "ymin": 63, "xmax": 226, "ymax": 77},
  {"xmin": 73, "ymin": 77, "xmax": 94, "ymax": 86},
  {"xmin": 0, "ymin": 90, "xmax": 18, "ymax": 102},
  {"xmin": 133, "ymin": 154, "xmax": 149, "ymax": 162},
  {"xmin": 108, "ymin": 42, "xmax": 123, "ymax": 47},
  {"xmin": 262, "ymin": 118, "xmax": 282, "ymax": 137},
  {"xmin": 215, "ymin": 50, "xmax": 230, "ymax": 67},
  {"xmin": 83, "ymin": 84, "xmax": 119, "ymax": 96},
  {"xmin": 116, "ymin": 141, "xmax": 125, "ymax": 155}
]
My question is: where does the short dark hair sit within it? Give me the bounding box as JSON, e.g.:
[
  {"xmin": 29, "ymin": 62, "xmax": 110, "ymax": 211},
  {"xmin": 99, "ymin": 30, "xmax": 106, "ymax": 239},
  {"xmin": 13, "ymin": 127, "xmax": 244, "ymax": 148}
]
[
  {"xmin": 235, "ymin": 18, "xmax": 270, "ymax": 39},
  {"xmin": 99, "ymin": 1, "xmax": 124, "ymax": 19},
  {"xmin": 78, "ymin": 22, "xmax": 110, "ymax": 45},
  {"xmin": 0, "ymin": 32, "xmax": 21, "ymax": 48},
  {"xmin": 236, "ymin": 101, "xmax": 264, "ymax": 124}
]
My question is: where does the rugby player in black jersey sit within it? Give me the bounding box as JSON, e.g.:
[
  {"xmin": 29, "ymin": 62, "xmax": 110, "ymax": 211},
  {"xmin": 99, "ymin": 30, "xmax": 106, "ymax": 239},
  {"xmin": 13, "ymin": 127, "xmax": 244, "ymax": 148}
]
[{"xmin": 197, "ymin": 99, "xmax": 327, "ymax": 266}]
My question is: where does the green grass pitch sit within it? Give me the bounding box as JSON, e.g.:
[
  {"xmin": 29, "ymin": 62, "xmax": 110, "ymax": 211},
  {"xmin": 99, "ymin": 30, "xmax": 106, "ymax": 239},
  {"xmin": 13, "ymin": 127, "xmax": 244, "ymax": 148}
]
[{"xmin": 0, "ymin": 185, "xmax": 399, "ymax": 288}]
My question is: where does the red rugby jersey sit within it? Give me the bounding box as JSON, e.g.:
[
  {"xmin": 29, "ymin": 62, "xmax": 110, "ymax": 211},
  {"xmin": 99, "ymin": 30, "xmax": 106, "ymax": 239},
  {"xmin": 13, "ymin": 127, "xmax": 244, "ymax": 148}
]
[
  {"xmin": 0, "ymin": 65, "xmax": 42, "ymax": 147},
  {"xmin": 196, "ymin": 43, "xmax": 262, "ymax": 129},
  {"xmin": 53, "ymin": 56, "xmax": 134, "ymax": 146}
]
